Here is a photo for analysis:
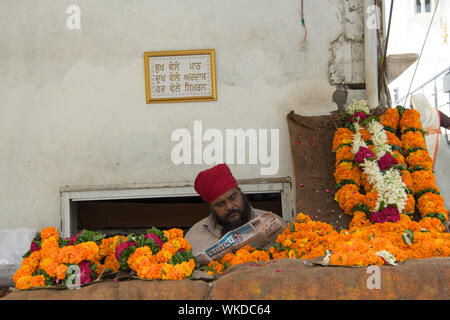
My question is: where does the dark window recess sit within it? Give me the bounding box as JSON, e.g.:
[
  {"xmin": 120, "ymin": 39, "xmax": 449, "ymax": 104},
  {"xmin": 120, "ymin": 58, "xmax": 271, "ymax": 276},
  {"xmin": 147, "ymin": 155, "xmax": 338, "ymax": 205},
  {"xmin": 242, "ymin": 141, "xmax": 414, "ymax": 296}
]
[
  {"xmin": 75, "ymin": 192, "xmax": 282, "ymax": 237},
  {"xmin": 425, "ymin": 0, "xmax": 431, "ymax": 12},
  {"xmin": 416, "ymin": 0, "xmax": 422, "ymax": 14}
]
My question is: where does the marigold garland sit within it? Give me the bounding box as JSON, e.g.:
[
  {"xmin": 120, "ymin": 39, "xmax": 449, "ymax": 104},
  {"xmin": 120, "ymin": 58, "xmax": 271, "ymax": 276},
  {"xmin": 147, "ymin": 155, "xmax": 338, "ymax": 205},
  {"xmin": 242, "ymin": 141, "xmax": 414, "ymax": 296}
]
[
  {"xmin": 206, "ymin": 212, "xmax": 450, "ymax": 273},
  {"xmin": 13, "ymin": 226, "xmax": 196, "ymax": 290}
]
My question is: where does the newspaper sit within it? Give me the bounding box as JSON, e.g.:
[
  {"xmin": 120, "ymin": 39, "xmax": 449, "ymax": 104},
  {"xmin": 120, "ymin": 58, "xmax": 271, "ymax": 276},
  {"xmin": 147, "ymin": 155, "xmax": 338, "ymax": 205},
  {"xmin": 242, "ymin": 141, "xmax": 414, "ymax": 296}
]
[{"xmin": 195, "ymin": 212, "xmax": 286, "ymax": 266}]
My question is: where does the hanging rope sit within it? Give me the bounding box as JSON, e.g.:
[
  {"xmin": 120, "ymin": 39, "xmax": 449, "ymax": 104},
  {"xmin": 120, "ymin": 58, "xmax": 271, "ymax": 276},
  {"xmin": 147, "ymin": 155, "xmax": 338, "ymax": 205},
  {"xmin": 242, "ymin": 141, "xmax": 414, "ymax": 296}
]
[
  {"xmin": 403, "ymin": 0, "xmax": 440, "ymax": 107},
  {"xmin": 378, "ymin": 0, "xmax": 394, "ymax": 107}
]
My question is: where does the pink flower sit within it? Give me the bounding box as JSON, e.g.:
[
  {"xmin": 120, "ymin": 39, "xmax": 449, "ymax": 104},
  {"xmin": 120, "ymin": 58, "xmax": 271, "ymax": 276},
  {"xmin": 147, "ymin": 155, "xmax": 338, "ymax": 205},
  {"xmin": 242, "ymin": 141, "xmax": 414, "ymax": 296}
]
[
  {"xmin": 78, "ymin": 261, "xmax": 93, "ymax": 285},
  {"xmin": 377, "ymin": 153, "xmax": 398, "ymax": 171},
  {"xmin": 274, "ymin": 270, "xmax": 282, "ymax": 273},
  {"xmin": 355, "ymin": 147, "xmax": 374, "ymax": 164},
  {"xmin": 370, "ymin": 206, "xmax": 400, "ymax": 223},
  {"xmin": 349, "ymin": 112, "xmax": 369, "ymax": 123},
  {"xmin": 30, "ymin": 241, "xmax": 40, "ymax": 253},
  {"xmin": 115, "ymin": 241, "xmax": 138, "ymax": 261},
  {"xmin": 299, "ymin": 184, "xmax": 304, "ymax": 187},
  {"xmin": 68, "ymin": 230, "xmax": 83, "ymax": 246},
  {"xmin": 325, "ymin": 189, "xmax": 331, "ymax": 193},
  {"xmin": 145, "ymin": 233, "xmax": 164, "ymax": 249}
]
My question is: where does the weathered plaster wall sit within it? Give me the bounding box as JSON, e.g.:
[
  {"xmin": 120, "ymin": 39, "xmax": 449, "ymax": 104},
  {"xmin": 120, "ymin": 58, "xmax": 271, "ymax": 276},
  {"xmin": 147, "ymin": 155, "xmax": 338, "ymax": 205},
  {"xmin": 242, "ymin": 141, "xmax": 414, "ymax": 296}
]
[{"xmin": 0, "ymin": 0, "xmax": 365, "ymax": 230}]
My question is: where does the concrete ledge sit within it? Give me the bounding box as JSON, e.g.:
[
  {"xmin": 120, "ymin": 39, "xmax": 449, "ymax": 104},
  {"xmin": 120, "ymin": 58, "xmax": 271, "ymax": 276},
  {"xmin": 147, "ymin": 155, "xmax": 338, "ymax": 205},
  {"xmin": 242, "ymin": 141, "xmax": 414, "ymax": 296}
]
[{"xmin": 2, "ymin": 257, "xmax": 449, "ymax": 300}]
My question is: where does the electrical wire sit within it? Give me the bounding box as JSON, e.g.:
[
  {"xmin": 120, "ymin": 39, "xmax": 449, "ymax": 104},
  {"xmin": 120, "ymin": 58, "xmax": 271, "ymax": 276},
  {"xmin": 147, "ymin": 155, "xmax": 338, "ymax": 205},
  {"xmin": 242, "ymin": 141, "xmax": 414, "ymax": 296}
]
[
  {"xmin": 403, "ymin": 0, "xmax": 440, "ymax": 107},
  {"xmin": 300, "ymin": 0, "xmax": 307, "ymax": 40}
]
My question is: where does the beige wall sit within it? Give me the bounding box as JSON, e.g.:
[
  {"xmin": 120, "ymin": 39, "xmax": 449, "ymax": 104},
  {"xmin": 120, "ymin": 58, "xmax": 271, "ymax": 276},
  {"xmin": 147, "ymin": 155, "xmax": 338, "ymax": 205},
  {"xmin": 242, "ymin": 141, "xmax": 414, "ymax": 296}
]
[{"xmin": 0, "ymin": 0, "xmax": 366, "ymax": 230}]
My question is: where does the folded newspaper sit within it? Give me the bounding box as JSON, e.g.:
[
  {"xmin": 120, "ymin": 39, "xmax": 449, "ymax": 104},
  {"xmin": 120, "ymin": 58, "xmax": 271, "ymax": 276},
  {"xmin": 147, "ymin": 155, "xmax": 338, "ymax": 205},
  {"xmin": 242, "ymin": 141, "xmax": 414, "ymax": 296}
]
[{"xmin": 195, "ymin": 212, "xmax": 286, "ymax": 266}]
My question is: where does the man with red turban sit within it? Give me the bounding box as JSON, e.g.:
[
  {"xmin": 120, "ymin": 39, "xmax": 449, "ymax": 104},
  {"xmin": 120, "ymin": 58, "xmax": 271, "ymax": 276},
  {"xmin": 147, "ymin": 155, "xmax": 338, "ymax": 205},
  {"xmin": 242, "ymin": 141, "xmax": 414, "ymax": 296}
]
[{"xmin": 185, "ymin": 163, "xmax": 285, "ymax": 257}]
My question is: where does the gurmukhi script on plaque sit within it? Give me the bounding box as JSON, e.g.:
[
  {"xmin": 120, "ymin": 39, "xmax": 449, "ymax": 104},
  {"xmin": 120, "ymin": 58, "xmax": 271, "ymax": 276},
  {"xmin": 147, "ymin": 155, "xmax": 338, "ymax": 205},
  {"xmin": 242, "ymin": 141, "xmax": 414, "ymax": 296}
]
[{"xmin": 145, "ymin": 50, "xmax": 216, "ymax": 103}]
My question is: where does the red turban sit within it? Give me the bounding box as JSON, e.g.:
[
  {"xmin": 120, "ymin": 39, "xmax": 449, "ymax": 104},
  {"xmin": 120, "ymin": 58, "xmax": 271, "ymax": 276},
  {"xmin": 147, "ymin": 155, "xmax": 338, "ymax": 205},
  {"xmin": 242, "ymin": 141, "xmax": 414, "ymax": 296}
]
[{"xmin": 194, "ymin": 164, "xmax": 238, "ymax": 203}]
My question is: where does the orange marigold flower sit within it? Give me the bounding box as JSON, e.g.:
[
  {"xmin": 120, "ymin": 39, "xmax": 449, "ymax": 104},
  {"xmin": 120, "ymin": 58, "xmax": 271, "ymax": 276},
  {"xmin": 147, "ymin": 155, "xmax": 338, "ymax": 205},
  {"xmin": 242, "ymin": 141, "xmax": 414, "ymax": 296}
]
[
  {"xmin": 363, "ymin": 191, "xmax": 378, "ymax": 212},
  {"xmin": 386, "ymin": 131, "xmax": 402, "ymax": 147},
  {"xmin": 379, "ymin": 108, "xmax": 400, "ymax": 130},
  {"xmin": 417, "ymin": 192, "xmax": 447, "ymax": 217},
  {"xmin": 392, "ymin": 151, "xmax": 406, "ymax": 166},
  {"xmin": 410, "ymin": 170, "xmax": 437, "ymax": 194},
  {"xmin": 16, "ymin": 275, "xmax": 45, "ymax": 290},
  {"xmin": 400, "ymin": 109, "xmax": 423, "ymax": 132},
  {"xmin": 164, "ymin": 228, "xmax": 184, "ymax": 240},
  {"xmin": 404, "ymin": 194, "xmax": 415, "ymax": 214},
  {"xmin": 334, "ymin": 166, "xmax": 361, "ymax": 186},
  {"xmin": 335, "ymin": 146, "xmax": 353, "ymax": 166},
  {"xmin": 406, "ymin": 150, "xmax": 433, "ymax": 170},
  {"xmin": 401, "ymin": 131, "xmax": 427, "ymax": 151},
  {"xmin": 359, "ymin": 128, "xmax": 372, "ymax": 141},
  {"xmin": 40, "ymin": 226, "xmax": 59, "ymax": 242},
  {"xmin": 332, "ymin": 128, "xmax": 354, "ymax": 151}
]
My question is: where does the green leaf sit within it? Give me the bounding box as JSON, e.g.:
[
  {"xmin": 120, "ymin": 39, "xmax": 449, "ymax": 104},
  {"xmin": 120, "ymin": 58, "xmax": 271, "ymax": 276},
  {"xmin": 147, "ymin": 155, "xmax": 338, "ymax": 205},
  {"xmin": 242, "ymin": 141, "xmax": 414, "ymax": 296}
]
[
  {"xmin": 396, "ymin": 105, "xmax": 406, "ymax": 117},
  {"xmin": 424, "ymin": 213, "xmax": 447, "ymax": 226},
  {"xmin": 402, "ymin": 229, "xmax": 414, "ymax": 245},
  {"xmin": 289, "ymin": 222, "xmax": 296, "ymax": 233},
  {"xmin": 360, "ymin": 116, "xmax": 378, "ymax": 127},
  {"xmin": 22, "ymin": 250, "xmax": 31, "ymax": 259},
  {"xmin": 406, "ymin": 229, "xmax": 414, "ymax": 240},
  {"xmin": 409, "ymin": 165, "xmax": 427, "ymax": 173},
  {"xmin": 390, "ymin": 145, "xmax": 404, "ymax": 155},
  {"xmin": 405, "ymin": 147, "xmax": 427, "ymax": 157},
  {"xmin": 402, "ymin": 127, "xmax": 427, "ymax": 137},
  {"xmin": 415, "ymin": 188, "xmax": 441, "ymax": 200},
  {"xmin": 334, "ymin": 143, "xmax": 353, "ymax": 152},
  {"xmin": 383, "ymin": 125, "xmax": 397, "ymax": 135},
  {"xmin": 335, "ymin": 179, "xmax": 357, "ymax": 191},
  {"xmin": 351, "ymin": 203, "xmax": 371, "ymax": 215}
]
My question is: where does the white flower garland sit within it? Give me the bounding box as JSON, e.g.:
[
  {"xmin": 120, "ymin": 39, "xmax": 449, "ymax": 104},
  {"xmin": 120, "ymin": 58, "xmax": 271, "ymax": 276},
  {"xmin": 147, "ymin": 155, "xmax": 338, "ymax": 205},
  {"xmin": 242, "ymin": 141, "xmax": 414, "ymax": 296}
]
[
  {"xmin": 347, "ymin": 103, "xmax": 408, "ymax": 212},
  {"xmin": 351, "ymin": 123, "xmax": 368, "ymax": 155},
  {"xmin": 366, "ymin": 120, "xmax": 391, "ymax": 159},
  {"xmin": 345, "ymin": 99, "xmax": 370, "ymax": 115}
]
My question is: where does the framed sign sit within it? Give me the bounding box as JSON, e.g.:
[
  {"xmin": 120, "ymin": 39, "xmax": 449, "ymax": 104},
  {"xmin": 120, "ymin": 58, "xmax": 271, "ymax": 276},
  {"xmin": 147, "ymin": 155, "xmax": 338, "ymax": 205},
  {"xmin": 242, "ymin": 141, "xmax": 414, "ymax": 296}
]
[{"xmin": 144, "ymin": 49, "xmax": 217, "ymax": 103}]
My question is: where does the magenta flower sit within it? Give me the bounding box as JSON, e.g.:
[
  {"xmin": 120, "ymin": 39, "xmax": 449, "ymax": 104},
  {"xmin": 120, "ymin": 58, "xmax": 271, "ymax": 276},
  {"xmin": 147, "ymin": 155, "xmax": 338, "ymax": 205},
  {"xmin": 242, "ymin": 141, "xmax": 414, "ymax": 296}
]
[
  {"xmin": 349, "ymin": 112, "xmax": 369, "ymax": 123},
  {"xmin": 115, "ymin": 241, "xmax": 138, "ymax": 261},
  {"xmin": 30, "ymin": 241, "xmax": 40, "ymax": 253},
  {"xmin": 355, "ymin": 147, "xmax": 374, "ymax": 164},
  {"xmin": 78, "ymin": 261, "xmax": 93, "ymax": 285},
  {"xmin": 370, "ymin": 206, "xmax": 400, "ymax": 223},
  {"xmin": 377, "ymin": 153, "xmax": 398, "ymax": 170},
  {"xmin": 145, "ymin": 233, "xmax": 164, "ymax": 249},
  {"xmin": 68, "ymin": 230, "xmax": 83, "ymax": 246}
]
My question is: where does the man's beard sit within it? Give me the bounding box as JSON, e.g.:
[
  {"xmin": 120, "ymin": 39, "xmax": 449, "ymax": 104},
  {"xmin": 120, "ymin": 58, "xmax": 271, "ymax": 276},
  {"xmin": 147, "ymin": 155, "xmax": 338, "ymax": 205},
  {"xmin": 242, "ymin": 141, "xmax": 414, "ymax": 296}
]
[{"xmin": 211, "ymin": 192, "xmax": 251, "ymax": 236}]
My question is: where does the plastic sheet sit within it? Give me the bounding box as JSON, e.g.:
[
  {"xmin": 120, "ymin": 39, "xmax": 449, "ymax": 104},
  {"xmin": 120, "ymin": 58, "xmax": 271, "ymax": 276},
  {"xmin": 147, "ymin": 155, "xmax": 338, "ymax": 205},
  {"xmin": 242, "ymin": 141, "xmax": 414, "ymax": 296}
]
[{"xmin": 0, "ymin": 228, "xmax": 37, "ymax": 287}]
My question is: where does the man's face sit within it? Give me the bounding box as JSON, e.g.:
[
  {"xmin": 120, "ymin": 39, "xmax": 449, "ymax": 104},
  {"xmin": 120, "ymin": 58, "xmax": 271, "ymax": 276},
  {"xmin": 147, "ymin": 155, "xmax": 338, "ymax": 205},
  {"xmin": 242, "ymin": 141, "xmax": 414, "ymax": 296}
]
[{"xmin": 210, "ymin": 188, "xmax": 250, "ymax": 234}]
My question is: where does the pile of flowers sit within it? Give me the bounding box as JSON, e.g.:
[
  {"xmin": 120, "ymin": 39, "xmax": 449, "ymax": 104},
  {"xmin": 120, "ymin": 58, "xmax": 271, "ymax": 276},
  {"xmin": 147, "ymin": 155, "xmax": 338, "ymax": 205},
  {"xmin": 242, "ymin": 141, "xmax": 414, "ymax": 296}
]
[
  {"xmin": 205, "ymin": 102, "xmax": 449, "ymax": 273},
  {"xmin": 13, "ymin": 226, "xmax": 196, "ymax": 290},
  {"xmin": 206, "ymin": 210, "xmax": 449, "ymax": 273}
]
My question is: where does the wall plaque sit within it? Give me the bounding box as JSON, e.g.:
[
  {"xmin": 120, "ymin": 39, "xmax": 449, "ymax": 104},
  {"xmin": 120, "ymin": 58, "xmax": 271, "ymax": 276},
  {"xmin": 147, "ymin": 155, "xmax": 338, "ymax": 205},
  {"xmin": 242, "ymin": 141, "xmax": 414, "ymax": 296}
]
[{"xmin": 144, "ymin": 49, "xmax": 217, "ymax": 103}]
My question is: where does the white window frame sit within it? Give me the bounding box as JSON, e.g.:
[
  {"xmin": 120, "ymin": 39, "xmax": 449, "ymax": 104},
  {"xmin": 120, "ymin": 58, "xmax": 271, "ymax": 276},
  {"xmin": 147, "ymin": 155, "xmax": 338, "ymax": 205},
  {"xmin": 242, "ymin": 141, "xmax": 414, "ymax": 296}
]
[{"xmin": 60, "ymin": 178, "xmax": 295, "ymax": 237}]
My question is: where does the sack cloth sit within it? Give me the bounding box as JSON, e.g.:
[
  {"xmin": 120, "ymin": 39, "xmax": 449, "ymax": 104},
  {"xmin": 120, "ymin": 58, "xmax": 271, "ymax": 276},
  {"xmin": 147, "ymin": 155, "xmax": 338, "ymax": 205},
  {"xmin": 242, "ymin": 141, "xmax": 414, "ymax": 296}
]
[{"xmin": 286, "ymin": 107, "xmax": 389, "ymax": 229}]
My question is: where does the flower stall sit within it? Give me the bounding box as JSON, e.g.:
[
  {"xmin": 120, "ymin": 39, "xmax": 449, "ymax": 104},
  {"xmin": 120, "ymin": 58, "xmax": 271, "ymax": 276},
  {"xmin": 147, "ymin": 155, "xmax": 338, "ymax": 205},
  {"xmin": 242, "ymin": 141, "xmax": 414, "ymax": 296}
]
[{"xmin": 7, "ymin": 101, "xmax": 450, "ymax": 298}]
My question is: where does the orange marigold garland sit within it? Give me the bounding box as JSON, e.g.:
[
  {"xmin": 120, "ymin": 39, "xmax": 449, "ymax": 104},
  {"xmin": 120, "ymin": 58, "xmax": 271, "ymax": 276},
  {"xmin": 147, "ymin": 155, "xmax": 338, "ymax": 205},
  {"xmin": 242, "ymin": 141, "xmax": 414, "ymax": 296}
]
[{"xmin": 14, "ymin": 226, "xmax": 197, "ymax": 290}]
